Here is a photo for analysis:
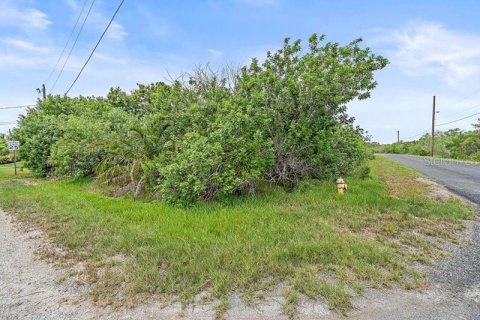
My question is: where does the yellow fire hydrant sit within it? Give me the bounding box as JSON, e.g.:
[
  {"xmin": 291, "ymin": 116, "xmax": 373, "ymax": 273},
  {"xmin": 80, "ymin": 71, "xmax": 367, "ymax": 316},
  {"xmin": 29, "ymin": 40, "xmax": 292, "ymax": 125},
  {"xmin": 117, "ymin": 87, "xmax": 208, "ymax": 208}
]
[{"xmin": 336, "ymin": 178, "xmax": 348, "ymax": 195}]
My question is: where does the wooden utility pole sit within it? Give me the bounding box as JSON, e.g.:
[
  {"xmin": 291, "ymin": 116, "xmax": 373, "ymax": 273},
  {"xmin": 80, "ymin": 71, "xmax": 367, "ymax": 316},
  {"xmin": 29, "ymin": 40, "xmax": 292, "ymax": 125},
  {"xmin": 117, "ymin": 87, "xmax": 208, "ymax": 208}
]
[
  {"xmin": 42, "ymin": 84, "xmax": 46, "ymax": 101},
  {"xmin": 397, "ymin": 130, "xmax": 400, "ymax": 143},
  {"xmin": 431, "ymin": 96, "xmax": 436, "ymax": 157}
]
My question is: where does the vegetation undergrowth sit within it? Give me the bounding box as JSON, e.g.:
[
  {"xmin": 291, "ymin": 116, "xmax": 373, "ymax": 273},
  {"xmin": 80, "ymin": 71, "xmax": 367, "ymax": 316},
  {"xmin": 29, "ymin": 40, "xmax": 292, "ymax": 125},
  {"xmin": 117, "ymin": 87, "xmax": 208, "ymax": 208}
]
[
  {"xmin": 0, "ymin": 162, "xmax": 30, "ymax": 180},
  {"xmin": 374, "ymin": 124, "xmax": 480, "ymax": 160},
  {"xmin": 10, "ymin": 33, "xmax": 387, "ymax": 206},
  {"xmin": 0, "ymin": 156, "xmax": 475, "ymax": 318}
]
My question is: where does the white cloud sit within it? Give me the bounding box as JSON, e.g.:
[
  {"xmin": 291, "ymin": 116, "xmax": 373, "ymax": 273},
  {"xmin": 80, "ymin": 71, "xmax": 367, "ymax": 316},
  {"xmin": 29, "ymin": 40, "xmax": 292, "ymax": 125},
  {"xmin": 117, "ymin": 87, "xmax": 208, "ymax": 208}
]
[
  {"xmin": 376, "ymin": 21, "xmax": 480, "ymax": 85},
  {"xmin": 135, "ymin": 4, "xmax": 172, "ymax": 39},
  {"xmin": 1, "ymin": 38, "xmax": 50, "ymax": 53},
  {"xmin": 64, "ymin": 0, "xmax": 78, "ymax": 11},
  {"xmin": 0, "ymin": 36, "xmax": 54, "ymax": 70},
  {"xmin": 84, "ymin": 8, "xmax": 128, "ymax": 42},
  {"xmin": 0, "ymin": 2, "xmax": 51, "ymax": 30},
  {"xmin": 106, "ymin": 21, "xmax": 128, "ymax": 41},
  {"xmin": 208, "ymin": 48, "xmax": 224, "ymax": 57}
]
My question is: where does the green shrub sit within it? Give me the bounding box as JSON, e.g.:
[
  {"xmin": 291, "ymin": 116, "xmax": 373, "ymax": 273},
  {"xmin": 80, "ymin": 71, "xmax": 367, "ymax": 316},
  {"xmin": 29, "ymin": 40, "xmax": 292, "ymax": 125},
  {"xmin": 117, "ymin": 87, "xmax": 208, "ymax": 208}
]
[
  {"xmin": 159, "ymin": 133, "xmax": 228, "ymax": 205},
  {"xmin": 0, "ymin": 154, "xmax": 13, "ymax": 164},
  {"xmin": 11, "ymin": 34, "xmax": 389, "ymax": 205},
  {"xmin": 158, "ymin": 97, "xmax": 274, "ymax": 205},
  {"xmin": 50, "ymin": 116, "xmax": 108, "ymax": 177},
  {"xmin": 237, "ymin": 34, "xmax": 388, "ymax": 186},
  {"xmin": 354, "ymin": 165, "xmax": 371, "ymax": 179}
]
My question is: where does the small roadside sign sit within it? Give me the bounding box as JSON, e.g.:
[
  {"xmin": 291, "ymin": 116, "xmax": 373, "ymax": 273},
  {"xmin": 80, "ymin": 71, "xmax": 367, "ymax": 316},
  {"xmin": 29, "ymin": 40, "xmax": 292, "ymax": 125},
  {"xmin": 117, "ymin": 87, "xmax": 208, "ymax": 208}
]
[{"xmin": 7, "ymin": 140, "xmax": 20, "ymax": 151}]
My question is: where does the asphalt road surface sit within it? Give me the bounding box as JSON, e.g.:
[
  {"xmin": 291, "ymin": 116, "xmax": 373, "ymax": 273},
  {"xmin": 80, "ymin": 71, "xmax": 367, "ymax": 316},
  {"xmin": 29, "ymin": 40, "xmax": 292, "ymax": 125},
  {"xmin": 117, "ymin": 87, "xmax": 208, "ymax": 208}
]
[
  {"xmin": 383, "ymin": 154, "xmax": 480, "ymax": 206},
  {"xmin": 374, "ymin": 154, "xmax": 480, "ymax": 320}
]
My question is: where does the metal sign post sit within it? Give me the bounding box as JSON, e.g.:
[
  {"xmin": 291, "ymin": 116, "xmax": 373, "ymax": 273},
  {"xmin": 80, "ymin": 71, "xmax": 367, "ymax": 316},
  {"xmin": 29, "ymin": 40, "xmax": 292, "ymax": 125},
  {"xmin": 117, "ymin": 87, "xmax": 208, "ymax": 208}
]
[
  {"xmin": 7, "ymin": 141, "xmax": 20, "ymax": 176},
  {"xmin": 13, "ymin": 149, "xmax": 17, "ymax": 176}
]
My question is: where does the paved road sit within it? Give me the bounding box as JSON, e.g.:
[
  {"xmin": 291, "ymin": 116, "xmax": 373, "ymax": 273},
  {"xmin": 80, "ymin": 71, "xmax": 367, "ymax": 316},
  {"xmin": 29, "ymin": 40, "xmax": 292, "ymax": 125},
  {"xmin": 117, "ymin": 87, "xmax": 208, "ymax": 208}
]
[
  {"xmin": 383, "ymin": 154, "xmax": 480, "ymax": 206},
  {"xmin": 371, "ymin": 154, "xmax": 480, "ymax": 320}
]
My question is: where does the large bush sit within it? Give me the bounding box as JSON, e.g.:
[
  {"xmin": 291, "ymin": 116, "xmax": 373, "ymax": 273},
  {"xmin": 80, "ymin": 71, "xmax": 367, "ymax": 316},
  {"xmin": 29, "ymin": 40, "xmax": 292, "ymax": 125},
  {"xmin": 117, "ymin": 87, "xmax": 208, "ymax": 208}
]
[
  {"xmin": 13, "ymin": 97, "xmax": 111, "ymax": 177},
  {"xmin": 236, "ymin": 35, "xmax": 388, "ymax": 186},
  {"xmin": 14, "ymin": 112, "xmax": 65, "ymax": 177},
  {"xmin": 12, "ymin": 34, "xmax": 388, "ymax": 204},
  {"xmin": 157, "ymin": 96, "xmax": 274, "ymax": 204}
]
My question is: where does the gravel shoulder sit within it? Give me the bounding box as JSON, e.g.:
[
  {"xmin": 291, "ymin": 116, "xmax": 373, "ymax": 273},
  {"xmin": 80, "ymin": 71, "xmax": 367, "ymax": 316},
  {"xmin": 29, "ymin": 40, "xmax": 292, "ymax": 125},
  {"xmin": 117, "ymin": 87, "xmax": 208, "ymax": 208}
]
[
  {"xmin": 2, "ymin": 205, "xmax": 479, "ymax": 320},
  {"xmin": 0, "ymin": 209, "xmax": 317, "ymax": 320},
  {"xmin": 0, "ymin": 209, "xmax": 224, "ymax": 320},
  {"xmin": 342, "ymin": 220, "xmax": 480, "ymax": 320},
  {"xmin": 0, "ymin": 210, "xmax": 96, "ymax": 320}
]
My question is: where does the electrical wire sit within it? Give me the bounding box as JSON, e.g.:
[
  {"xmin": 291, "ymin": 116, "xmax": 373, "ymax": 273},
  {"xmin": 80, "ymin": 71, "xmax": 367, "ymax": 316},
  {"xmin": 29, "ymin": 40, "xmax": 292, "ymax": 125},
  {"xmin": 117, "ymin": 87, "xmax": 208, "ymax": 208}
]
[
  {"xmin": 438, "ymin": 86, "xmax": 480, "ymax": 119},
  {"xmin": 49, "ymin": 0, "xmax": 96, "ymax": 94},
  {"xmin": 445, "ymin": 102, "xmax": 480, "ymax": 118},
  {"xmin": 436, "ymin": 111, "xmax": 480, "ymax": 127},
  {"xmin": 402, "ymin": 102, "xmax": 480, "ymax": 142},
  {"xmin": 64, "ymin": 0, "xmax": 125, "ymax": 96},
  {"xmin": 0, "ymin": 105, "xmax": 34, "ymax": 110},
  {"xmin": 402, "ymin": 110, "xmax": 480, "ymax": 141},
  {"xmin": 402, "ymin": 129, "xmax": 430, "ymax": 141},
  {"xmin": 45, "ymin": 0, "xmax": 89, "ymax": 86}
]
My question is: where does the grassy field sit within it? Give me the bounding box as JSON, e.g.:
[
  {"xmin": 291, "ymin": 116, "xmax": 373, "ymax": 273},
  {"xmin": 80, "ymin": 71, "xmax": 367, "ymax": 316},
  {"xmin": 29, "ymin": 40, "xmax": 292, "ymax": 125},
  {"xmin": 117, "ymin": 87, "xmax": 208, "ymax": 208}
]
[
  {"xmin": 0, "ymin": 162, "xmax": 29, "ymax": 179},
  {"xmin": 0, "ymin": 157, "xmax": 475, "ymax": 318}
]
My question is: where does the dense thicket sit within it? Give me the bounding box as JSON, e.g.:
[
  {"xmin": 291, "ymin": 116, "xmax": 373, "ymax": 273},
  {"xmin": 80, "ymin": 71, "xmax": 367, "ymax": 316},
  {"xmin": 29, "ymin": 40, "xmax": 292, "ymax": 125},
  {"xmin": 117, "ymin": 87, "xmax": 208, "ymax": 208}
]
[
  {"xmin": 12, "ymin": 34, "xmax": 387, "ymax": 205},
  {"xmin": 376, "ymin": 124, "xmax": 480, "ymax": 161}
]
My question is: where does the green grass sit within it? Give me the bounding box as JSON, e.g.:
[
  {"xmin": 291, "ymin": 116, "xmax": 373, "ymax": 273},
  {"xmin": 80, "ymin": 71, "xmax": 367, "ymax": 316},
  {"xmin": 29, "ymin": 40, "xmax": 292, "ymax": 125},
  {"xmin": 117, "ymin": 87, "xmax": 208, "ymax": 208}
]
[
  {"xmin": 0, "ymin": 162, "xmax": 29, "ymax": 179},
  {"xmin": 0, "ymin": 156, "xmax": 475, "ymax": 318}
]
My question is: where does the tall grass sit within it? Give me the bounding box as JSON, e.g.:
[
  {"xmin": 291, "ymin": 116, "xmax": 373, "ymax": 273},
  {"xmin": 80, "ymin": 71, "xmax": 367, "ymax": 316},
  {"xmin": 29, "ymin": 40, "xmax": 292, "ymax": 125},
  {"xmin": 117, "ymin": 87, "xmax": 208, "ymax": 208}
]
[{"xmin": 0, "ymin": 157, "xmax": 474, "ymax": 318}]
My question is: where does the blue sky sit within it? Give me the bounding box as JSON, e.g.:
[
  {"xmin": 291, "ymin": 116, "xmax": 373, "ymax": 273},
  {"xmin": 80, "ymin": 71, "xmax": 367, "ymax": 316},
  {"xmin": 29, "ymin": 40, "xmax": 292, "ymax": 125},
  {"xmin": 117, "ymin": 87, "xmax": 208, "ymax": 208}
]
[{"xmin": 1, "ymin": 0, "xmax": 480, "ymax": 143}]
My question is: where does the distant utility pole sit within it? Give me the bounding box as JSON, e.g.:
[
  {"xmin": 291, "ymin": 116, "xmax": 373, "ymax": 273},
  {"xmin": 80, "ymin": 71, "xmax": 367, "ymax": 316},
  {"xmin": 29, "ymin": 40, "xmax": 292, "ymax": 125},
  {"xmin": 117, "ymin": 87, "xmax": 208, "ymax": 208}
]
[
  {"xmin": 431, "ymin": 95, "xmax": 436, "ymax": 157},
  {"xmin": 42, "ymin": 84, "xmax": 46, "ymax": 101},
  {"xmin": 397, "ymin": 130, "xmax": 400, "ymax": 143}
]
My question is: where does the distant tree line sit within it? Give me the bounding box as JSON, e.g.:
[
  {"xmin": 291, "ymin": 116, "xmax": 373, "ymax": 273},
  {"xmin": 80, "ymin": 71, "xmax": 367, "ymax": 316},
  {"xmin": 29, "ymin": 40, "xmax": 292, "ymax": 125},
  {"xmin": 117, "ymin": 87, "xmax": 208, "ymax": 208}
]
[
  {"xmin": 10, "ymin": 34, "xmax": 387, "ymax": 205},
  {"xmin": 375, "ymin": 123, "xmax": 480, "ymax": 161}
]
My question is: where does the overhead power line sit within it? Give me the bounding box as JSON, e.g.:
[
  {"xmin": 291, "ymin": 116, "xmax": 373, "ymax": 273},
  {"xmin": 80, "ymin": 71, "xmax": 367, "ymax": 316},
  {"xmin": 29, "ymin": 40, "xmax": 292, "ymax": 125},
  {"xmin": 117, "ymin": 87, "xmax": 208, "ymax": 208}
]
[
  {"xmin": 45, "ymin": 0, "xmax": 89, "ymax": 86},
  {"xmin": 65, "ymin": 0, "xmax": 125, "ymax": 96},
  {"xmin": 445, "ymin": 102, "xmax": 480, "ymax": 118},
  {"xmin": 403, "ymin": 129, "xmax": 429, "ymax": 141},
  {"xmin": 403, "ymin": 102, "xmax": 480, "ymax": 142},
  {"xmin": 50, "ymin": 0, "xmax": 96, "ymax": 94},
  {"xmin": 437, "ymin": 111, "xmax": 480, "ymax": 127},
  {"xmin": 403, "ymin": 111, "xmax": 480, "ymax": 141},
  {"xmin": 402, "ymin": 112, "xmax": 480, "ymax": 140},
  {"xmin": 0, "ymin": 105, "xmax": 34, "ymax": 110}
]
